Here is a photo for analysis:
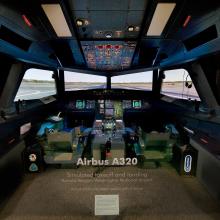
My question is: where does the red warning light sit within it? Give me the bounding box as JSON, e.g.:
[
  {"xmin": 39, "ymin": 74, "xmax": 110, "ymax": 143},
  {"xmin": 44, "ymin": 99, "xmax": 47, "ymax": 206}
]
[
  {"xmin": 106, "ymin": 45, "xmax": 111, "ymax": 49},
  {"xmin": 183, "ymin": 15, "xmax": 191, "ymax": 28},
  {"xmin": 22, "ymin": 14, "xmax": 32, "ymax": 27}
]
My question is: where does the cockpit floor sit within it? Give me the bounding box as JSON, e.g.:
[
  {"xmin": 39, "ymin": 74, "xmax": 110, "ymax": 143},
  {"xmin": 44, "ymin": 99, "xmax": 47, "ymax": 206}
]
[{"xmin": 0, "ymin": 164, "xmax": 220, "ymax": 220}]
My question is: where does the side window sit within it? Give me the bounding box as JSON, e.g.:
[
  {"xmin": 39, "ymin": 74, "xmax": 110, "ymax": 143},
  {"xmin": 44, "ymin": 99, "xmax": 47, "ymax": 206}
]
[
  {"xmin": 161, "ymin": 69, "xmax": 200, "ymax": 100},
  {"xmin": 14, "ymin": 68, "xmax": 56, "ymax": 101}
]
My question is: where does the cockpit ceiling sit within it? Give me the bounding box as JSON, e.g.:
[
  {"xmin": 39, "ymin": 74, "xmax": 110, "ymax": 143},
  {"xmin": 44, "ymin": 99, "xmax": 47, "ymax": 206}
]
[
  {"xmin": 81, "ymin": 41, "xmax": 136, "ymax": 71},
  {"xmin": 69, "ymin": 0, "xmax": 147, "ymax": 70},
  {"xmin": 70, "ymin": 0, "xmax": 148, "ymax": 39},
  {"xmin": 0, "ymin": 0, "xmax": 220, "ymax": 72}
]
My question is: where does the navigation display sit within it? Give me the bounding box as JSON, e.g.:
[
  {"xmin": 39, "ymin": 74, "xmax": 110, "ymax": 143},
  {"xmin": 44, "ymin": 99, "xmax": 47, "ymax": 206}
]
[
  {"xmin": 76, "ymin": 100, "xmax": 85, "ymax": 109},
  {"xmin": 132, "ymin": 100, "xmax": 142, "ymax": 109}
]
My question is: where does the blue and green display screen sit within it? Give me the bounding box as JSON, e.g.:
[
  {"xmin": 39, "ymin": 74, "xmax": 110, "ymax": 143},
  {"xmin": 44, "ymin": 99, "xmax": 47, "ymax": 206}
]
[
  {"xmin": 132, "ymin": 100, "xmax": 141, "ymax": 109},
  {"xmin": 76, "ymin": 100, "xmax": 85, "ymax": 109}
]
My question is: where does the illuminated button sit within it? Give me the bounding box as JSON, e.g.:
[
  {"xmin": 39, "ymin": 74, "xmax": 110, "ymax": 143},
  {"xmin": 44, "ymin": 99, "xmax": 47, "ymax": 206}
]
[
  {"xmin": 29, "ymin": 153, "xmax": 37, "ymax": 162},
  {"xmin": 29, "ymin": 163, "xmax": 38, "ymax": 172},
  {"xmin": 76, "ymin": 19, "xmax": 83, "ymax": 27},
  {"xmin": 105, "ymin": 33, "xmax": 112, "ymax": 38},
  {"xmin": 128, "ymin": 26, "xmax": 134, "ymax": 32}
]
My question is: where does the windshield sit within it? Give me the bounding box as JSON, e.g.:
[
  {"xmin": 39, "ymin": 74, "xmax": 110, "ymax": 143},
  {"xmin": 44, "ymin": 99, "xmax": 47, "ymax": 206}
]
[
  {"xmin": 64, "ymin": 71, "xmax": 106, "ymax": 91},
  {"xmin": 111, "ymin": 71, "xmax": 153, "ymax": 91}
]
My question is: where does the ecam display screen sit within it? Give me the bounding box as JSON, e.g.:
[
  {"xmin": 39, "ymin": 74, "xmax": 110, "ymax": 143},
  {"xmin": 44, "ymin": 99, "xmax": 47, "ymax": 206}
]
[
  {"xmin": 76, "ymin": 100, "xmax": 85, "ymax": 109},
  {"xmin": 105, "ymin": 108, "xmax": 114, "ymax": 116}
]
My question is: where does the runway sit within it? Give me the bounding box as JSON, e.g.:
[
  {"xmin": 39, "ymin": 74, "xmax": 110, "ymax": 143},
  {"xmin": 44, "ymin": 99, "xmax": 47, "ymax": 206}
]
[
  {"xmin": 15, "ymin": 82, "xmax": 57, "ymax": 101},
  {"xmin": 15, "ymin": 82, "xmax": 200, "ymax": 101}
]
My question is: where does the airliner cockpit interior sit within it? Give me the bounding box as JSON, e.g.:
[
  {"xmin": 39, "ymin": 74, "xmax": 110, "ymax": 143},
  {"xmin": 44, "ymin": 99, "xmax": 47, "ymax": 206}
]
[{"xmin": 0, "ymin": 0, "xmax": 220, "ymax": 219}]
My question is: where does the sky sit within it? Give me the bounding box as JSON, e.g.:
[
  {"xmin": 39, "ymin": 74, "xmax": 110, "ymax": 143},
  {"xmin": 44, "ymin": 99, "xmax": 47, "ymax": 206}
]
[
  {"xmin": 163, "ymin": 69, "xmax": 190, "ymax": 82},
  {"xmin": 24, "ymin": 68, "xmax": 191, "ymax": 83},
  {"xmin": 64, "ymin": 71, "xmax": 106, "ymax": 82},
  {"xmin": 111, "ymin": 71, "xmax": 153, "ymax": 83},
  {"xmin": 24, "ymin": 69, "xmax": 54, "ymax": 81}
]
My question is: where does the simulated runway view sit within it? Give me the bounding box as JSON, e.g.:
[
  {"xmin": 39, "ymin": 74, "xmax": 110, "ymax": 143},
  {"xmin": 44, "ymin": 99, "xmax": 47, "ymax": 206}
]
[
  {"xmin": 15, "ymin": 81, "xmax": 199, "ymax": 101},
  {"xmin": 0, "ymin": 165, "xmax": 220, "ymax": 220},
  {"xmin": 15, "ymin": 81, "xmax": 57, "ymax": 101}
]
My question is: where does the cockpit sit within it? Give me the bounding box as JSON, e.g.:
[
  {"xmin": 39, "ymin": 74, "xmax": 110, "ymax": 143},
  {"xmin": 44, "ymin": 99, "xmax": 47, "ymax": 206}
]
[{"xmin": 1, "ymin": 0, "xmax": 220, "ymax": 219}]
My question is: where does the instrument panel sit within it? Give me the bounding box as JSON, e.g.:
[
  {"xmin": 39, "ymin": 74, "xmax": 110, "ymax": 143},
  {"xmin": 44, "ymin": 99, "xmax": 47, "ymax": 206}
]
[
  {"xmin": 67, "ymin": 99, "xmax": 150, "ymax": 119},
  {"xmin": 68, "ymin": 100, "xmax": 95, "ymax": 110},
  {"xmin": 81, "ymin": 41, "xmax": 136, "ymax": 71},
  {"xmin": 68, "ymin": 100, "xmax": 143, "ymax": 109}
]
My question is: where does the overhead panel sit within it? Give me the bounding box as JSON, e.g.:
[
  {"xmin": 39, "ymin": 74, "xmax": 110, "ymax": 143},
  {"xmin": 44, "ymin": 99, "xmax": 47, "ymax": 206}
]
[
  {"xmin": 69, "ymin": 0, "xmax": 148, "ymax": 39},
  {"xmin": 81, "ymin": 41, "xmax": 136, "ymax": 70}
]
